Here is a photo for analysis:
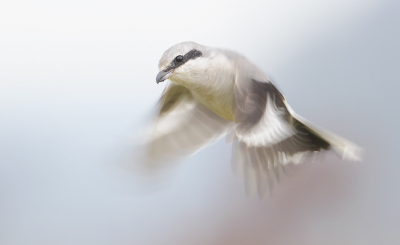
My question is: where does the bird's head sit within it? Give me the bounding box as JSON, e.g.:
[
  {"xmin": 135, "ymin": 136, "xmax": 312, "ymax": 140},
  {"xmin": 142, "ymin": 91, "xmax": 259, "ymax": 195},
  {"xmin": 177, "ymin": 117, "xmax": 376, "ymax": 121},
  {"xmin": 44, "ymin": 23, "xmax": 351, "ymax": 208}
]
[{"xmin": 156, "ymin": 42, "xmax": 211, "ymax": 86}]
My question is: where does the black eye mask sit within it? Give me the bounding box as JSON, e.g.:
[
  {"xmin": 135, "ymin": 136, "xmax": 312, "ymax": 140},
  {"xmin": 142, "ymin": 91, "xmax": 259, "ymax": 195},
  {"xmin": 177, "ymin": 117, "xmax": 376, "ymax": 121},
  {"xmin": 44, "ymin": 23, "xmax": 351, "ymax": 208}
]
[{"xmin": 164, "ymin": 49, "xmax": 202, "ymax": 72}]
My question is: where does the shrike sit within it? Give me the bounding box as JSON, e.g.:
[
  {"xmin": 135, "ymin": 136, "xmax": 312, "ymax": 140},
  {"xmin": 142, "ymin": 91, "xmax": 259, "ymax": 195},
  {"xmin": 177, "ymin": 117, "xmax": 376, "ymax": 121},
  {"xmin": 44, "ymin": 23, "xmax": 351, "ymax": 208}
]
[{"xmin": 149, "ymin": 41, "xmax": 362, "ymax": 197}]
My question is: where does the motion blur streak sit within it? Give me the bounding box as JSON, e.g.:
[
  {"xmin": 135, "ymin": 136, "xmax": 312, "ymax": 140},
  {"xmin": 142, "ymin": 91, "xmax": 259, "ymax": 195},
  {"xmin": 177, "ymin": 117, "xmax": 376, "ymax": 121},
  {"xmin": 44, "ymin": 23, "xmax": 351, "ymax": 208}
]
[{"xmin": 0, "ymin": 0, "xmax": 399, "ymax": 245}]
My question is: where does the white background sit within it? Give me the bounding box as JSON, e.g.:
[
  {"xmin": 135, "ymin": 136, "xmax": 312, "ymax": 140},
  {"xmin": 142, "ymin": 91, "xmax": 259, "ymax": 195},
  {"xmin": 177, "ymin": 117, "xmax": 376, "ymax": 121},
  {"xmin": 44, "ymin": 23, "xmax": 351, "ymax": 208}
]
[{"xmin": 0, "ymin": 1, "xmax": 399, "ymax": 244}]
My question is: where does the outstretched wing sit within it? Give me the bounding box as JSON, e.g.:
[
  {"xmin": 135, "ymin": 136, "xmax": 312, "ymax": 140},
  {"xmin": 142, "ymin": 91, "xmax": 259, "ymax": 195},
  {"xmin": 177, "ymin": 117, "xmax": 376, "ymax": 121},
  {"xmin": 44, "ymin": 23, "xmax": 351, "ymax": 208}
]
[
  {"xmin": 231, "ymin": 58, "xmax": 333, "ymax": 197},
  {"xmin": 147, "ymin": 82, "xmax": 231, "ymax": 162}
]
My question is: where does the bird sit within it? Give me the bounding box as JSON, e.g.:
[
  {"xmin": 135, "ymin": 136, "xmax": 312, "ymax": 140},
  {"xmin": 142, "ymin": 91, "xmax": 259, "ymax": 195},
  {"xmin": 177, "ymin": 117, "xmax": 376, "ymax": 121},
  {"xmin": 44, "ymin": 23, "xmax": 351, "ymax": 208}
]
[{"xmin": 147, "ymin": 41, "xmax": 363, "ymax": 197}]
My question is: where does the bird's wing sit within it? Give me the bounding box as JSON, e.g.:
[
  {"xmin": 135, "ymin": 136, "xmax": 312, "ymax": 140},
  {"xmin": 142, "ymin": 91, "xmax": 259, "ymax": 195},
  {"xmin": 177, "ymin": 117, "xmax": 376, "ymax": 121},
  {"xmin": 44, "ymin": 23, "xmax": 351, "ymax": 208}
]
[
  {"xmin": 146, "ymin": 82, "xmax": 231, "ymax": 162},
  {"xmin": 231, "ymin": 58, "xmax": 338, "ymax": 197}
]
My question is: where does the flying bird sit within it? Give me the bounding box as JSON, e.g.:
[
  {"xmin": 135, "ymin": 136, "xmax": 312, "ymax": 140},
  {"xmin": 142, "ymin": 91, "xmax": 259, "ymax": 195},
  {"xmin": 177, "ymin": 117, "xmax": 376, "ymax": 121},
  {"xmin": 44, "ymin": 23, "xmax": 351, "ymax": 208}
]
[{"xmin": 147, "ymin": 41, "xmax": 362, "ymax": 197}]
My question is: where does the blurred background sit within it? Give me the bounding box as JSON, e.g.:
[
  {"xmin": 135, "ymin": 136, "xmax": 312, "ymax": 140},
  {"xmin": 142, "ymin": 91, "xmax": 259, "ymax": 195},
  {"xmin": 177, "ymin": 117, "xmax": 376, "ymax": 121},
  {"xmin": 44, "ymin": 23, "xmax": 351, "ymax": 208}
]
[{"xmin": 0, "ymin": 0, "xmax": 399, "ymax": 244}]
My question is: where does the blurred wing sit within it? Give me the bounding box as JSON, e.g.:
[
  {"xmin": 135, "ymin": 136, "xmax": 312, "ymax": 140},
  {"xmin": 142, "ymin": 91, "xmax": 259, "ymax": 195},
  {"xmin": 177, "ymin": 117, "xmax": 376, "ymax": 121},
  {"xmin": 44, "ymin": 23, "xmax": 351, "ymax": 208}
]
[
  {"xmin": 147, "ymin": 82, "xmax": 231, "ymax": 161},
  {"xmin": 232, "ymin": 59, "xmax": 331, "ymax": 197}
]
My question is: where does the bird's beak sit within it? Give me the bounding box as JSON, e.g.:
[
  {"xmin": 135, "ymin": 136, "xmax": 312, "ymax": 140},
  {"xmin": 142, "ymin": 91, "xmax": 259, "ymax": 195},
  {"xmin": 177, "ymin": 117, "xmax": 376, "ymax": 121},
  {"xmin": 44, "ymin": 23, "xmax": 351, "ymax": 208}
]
[{"xmin": 156, "ymin": 70, "xmax": 173, "ymax": 84}]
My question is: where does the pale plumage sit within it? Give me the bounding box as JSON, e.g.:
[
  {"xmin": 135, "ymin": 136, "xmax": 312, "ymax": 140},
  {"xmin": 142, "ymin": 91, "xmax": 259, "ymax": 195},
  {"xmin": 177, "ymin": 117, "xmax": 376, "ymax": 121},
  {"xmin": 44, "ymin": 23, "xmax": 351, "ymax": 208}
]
[{"xmin": 148, "ymin": 41, "xmax": 363, "ymax": 197}]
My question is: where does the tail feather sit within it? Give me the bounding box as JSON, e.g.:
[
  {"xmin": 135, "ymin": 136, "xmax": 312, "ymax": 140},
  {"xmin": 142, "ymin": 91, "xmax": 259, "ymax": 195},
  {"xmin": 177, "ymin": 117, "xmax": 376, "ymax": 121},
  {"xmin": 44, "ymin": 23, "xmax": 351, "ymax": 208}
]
[{"xmin": 293, "ymin": 114, "xmax": 364, "ymax": 162}]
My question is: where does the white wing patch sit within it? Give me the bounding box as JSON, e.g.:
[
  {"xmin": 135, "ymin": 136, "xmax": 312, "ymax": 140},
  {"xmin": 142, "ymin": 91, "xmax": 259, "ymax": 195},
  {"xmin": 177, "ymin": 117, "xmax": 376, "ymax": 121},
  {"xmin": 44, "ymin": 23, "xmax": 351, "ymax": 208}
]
[{"xmin": 235, "ymin": 95, "xmax": 295, "ymax": 147}]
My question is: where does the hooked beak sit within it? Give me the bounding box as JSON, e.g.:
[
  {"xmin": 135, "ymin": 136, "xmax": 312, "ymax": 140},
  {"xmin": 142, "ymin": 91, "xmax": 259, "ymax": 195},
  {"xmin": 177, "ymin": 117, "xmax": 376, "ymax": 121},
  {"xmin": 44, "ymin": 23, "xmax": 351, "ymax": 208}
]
[{"xmin": 156, "ymin": 70, "xmax": 173, "ymax": 84}]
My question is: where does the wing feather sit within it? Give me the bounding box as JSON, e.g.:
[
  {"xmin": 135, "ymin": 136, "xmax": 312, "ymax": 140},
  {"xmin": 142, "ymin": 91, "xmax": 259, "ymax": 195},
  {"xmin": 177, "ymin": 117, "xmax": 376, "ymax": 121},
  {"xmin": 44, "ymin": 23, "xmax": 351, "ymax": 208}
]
[
  {"xmin": 231, "ymin": 58, "xmax": 360, "ymax": 197},
  {"xmin": 147, "ymin": 82, "xmax": 231, "ymax": 162}
]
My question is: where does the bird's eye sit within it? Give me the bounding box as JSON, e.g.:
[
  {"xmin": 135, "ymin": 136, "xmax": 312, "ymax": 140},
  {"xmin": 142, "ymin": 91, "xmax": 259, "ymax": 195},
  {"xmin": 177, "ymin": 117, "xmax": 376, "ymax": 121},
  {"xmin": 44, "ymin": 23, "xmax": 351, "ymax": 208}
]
[{"xmin": 175, "ymin": 55, "xmax": 183, "ymax": 63}]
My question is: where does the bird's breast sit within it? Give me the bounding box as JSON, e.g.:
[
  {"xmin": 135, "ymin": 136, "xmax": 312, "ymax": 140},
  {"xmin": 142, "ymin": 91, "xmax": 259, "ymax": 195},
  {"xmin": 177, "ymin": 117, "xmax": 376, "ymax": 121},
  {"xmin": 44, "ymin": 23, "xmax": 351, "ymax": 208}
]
[
  {"xmin": 171, "ymin": 52, "xmax": 237, "ymax": 121},
  {"xmin": 190, "ymin": 81, "xmax": 235, "ymax": 121}
]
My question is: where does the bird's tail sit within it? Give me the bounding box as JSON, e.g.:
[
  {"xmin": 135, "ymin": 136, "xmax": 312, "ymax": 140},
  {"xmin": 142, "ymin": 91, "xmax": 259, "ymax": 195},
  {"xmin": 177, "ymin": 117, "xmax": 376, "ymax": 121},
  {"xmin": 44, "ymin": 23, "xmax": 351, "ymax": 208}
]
[{"xmin": 293, "ymin": 114, "xmax": 364, "ymax": 162}]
